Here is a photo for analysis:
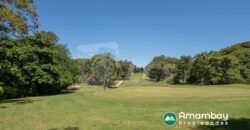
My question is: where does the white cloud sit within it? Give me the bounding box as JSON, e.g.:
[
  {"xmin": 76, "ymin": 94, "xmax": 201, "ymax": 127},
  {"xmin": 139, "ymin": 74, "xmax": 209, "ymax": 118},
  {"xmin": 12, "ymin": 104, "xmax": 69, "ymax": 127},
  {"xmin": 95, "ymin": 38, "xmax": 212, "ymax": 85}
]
[{"xmin": 77, "ymin": 41, "xmax": 120, "ymax": 57}]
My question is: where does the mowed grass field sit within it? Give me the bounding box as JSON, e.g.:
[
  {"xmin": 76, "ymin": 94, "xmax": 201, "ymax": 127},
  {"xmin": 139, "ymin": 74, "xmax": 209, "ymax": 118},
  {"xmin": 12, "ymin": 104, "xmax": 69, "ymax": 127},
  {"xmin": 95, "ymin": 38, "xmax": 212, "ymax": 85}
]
[{"xmin": 0, "ymin": 74, "xmax": 250, "ymax": 130}]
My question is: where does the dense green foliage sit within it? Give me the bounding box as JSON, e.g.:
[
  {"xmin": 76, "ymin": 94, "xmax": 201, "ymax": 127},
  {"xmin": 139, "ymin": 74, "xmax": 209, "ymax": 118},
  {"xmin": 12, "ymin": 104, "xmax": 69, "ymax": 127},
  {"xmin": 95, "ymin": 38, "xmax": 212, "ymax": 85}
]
[
  {"xmin": 146, "ymin": 55, "xmax": 177, "ymax": 82},
  {"xmin": 134, "ymin": 66, "xmax": 144, "ymax": 73},
  {"xmin": 146, "ymin": 63, "xmax": 169, "ymax": 82},
  {"xmin": 0, "ymin": 0, "xmax": 39, "ymax": 36},
  {"xmin": 188, "ymin": 54, "xmax": 242, "ymax": 84},
  {"xmin": 174, "ymin": 42, "xmax": 250, "ymax": 84},
  {"xmin": 74, "ymin": 58, "xmax": 91, "ymax": 82},
  {"xmin": 0, "ymin": 0, "xmax": 79, "ymax": 99},
  {"xmin": 146, "ymin": 42, "xmax": 250, "ymax": 84},
  {"xmin": 0, "ymin": 32, "xmax": 77, "ymax": 98},
  {"xmin": 116, "ymin": 60, "xmax": 134, "ymax": 80},
  {"xmin": 220, "ymin": 41, "xmax": 250, "ymax": 83},
  {"xmin": 174, "ymin": 56, "xmax": 192, "ymax": 84}
]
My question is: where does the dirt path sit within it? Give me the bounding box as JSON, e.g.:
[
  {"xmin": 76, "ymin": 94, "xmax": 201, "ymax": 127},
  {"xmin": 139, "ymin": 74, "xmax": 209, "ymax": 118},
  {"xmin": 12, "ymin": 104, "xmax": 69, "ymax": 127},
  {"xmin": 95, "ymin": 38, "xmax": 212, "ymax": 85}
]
[{"xmin": 115, "ymin": 80, "xmax": 124, "ymax": 87}]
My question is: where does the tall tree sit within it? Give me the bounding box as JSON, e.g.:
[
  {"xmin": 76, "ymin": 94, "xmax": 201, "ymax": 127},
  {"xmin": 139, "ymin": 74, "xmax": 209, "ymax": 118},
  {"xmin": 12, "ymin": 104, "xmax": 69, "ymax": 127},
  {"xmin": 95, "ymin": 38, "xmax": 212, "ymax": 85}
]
[
  {"xmin": 0, "ymin": 32, "xmax": 77, "ymax": 98},
  {"xmin": 174, "ymin": 56, "xmax": 192, "ymax": 83},
  {"xmin": 189, "ymin": 53, "xmax": 210, "ymax": 84},
  {"xmin": 90, "ymin": 53, "xmax": 115, "ymax": 90},
  {"xmin": 0, "ymin": 0, "xmax": 39, "ymax": 37}
]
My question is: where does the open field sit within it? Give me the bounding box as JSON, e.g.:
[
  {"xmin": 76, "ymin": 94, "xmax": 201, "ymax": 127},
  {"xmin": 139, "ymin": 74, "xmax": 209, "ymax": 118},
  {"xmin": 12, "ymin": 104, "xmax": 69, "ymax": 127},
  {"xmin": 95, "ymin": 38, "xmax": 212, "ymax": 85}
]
[{"xmin": 0, "ymin": 74, "xmax": 250, "ymax": 130}]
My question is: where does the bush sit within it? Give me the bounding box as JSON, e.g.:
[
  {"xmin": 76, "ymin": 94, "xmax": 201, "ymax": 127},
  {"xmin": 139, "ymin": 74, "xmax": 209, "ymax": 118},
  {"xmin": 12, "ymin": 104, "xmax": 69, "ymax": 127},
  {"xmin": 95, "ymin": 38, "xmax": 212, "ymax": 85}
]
[{"xmin": 1, "ymin": 86, "xmax": 19, "ymax": 99}]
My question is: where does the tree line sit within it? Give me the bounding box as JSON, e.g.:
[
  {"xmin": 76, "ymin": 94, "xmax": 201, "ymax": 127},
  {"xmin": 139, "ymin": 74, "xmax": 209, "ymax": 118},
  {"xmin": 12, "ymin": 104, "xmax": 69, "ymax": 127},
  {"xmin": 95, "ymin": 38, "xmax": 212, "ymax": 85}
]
[
  {"xmin": 146, "ymin": 42, "xmax": 250, "ymax": 84},
  {"xmin": 74, "ymin": 54, "xmax": 142, "ymax": 90},
  {"xmin": 0, "ymin": 0, "xmax": 142, "ymax": 99},
  {"xmin": 1, "ymin": 0, "xmax": 249, "ymax": 100}
]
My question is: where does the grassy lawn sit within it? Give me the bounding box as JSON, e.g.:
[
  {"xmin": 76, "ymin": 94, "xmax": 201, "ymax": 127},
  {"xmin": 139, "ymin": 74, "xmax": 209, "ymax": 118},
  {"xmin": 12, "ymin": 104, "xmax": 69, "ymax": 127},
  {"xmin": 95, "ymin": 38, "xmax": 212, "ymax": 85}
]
[{"xmin": 0, "ymin": 74, "xmax": 250, "ymax": 130}]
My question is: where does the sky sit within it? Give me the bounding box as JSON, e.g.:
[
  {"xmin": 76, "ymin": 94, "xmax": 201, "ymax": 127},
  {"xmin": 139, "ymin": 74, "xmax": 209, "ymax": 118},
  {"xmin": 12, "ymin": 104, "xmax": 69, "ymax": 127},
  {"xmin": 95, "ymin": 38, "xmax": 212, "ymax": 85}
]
[{"xmin": 35, "ymin": 0, "xmax": 250, "ymax": 67}]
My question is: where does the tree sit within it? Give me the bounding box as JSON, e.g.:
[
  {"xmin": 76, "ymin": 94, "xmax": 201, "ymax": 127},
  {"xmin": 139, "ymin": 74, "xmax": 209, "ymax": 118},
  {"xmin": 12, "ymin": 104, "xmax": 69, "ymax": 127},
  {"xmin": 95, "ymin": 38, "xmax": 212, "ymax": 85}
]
[
  {"xmin": 219, "ymin": 56, "xmax": 242, "ymax": 83},
  {"xmin": 149, "ymin": 55, "xmax": 178, "ymax": 74},
  {"xmin": 174, "ymin": 56, "xmax": 192, "ymax": 83},
  {"xmin": 134, "ymin": 66, "xmax": 144, "ymax": 73},
  {"xmin": 0, "ymin": 32, "xmax": 77, "ymax": 98},
  {"xmin": 238, "ymin": 53, "xmax": 250, "ymax": 83},
  {"xmin": 189, "ymin": 53, "xmax": 210, "ymax": 84},
  {"xmin": 0, "ymin": 0, "xmax": 39, "ymax": 37},
  {"xmin": 90, "ymin": 53, "xmax": 115, "ymax": 89},
  {"xmin": 189, "ymin": 54, "xmax": 243, "ymax": 85},
  {"xmin": 116, "ymin": 60, "xmax": 135, "ymax": 80},
  {"xmin": 146, "ymin": 63, "xmax": 169, "ymax": 82},
  {"xmin": 145, "ymin": 55, "xmax": 176, "ymax": 82},
  {"xmin": 220, "ymin": 41, "xmax": 250, "ymax": 83},
  {"xmin": 74, "ymin": 58, "xmax": 91, "ymax": 82}
]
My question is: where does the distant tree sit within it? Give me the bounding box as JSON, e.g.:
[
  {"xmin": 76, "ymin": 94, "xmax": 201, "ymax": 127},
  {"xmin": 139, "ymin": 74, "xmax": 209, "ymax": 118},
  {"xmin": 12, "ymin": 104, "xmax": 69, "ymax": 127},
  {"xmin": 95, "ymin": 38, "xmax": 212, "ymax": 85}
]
[
  {"xmin": 90, "ymin": 53, "xmax": 115, "ymax": 89},
  {"xmin": 116, "ymin": 60, "xmax": 134, "ymax": 80},
  {"xmin": 0, "ymin": 0, "xmax": 39, "ymax": 37},
  {"xmin": 174, "ymin": 56, "xmax": 192, "ymax": 83},
  {"xmin": 145, "ymin": 55, "xmax": 177, "ymax": 82},
  {"xmin": 189, "ymin": 53, "xmax": 243, "ymax": 85},
  {"xmin": 238, "ymin": 53, "xmax": 250, "ymax": 83},
  {"xmin": 189, "ymin": 53, "xmax": 210, "ymax": 84},
  {"xmin": 146, "ymin": 63, "xmax": 169, "ymax": 82},
  {"xmin": 134, "ymin": 66, "xmax": 144, "ymax": 73},
  {"xmin": 219, "ymin": 41, "xmax": 250, "ymax": 83},
  {"xmin": 74, "ymin": 58, "xmax": 91, "ymax": 82},
  {"xmin": 149, "ymin": 55, "xmax": 178, "ymax": 74},
  {"xmin": 219, "ymin": 56, "xmax": 243, "ymax": 83}
]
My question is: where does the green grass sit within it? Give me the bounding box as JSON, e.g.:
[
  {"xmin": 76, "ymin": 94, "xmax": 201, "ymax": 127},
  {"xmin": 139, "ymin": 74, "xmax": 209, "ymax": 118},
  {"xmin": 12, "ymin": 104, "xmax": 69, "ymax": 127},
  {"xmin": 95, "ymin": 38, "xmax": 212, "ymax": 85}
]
[{"xmin": 0, "ymin": 74, "xmax": 250, "ymax": 130}]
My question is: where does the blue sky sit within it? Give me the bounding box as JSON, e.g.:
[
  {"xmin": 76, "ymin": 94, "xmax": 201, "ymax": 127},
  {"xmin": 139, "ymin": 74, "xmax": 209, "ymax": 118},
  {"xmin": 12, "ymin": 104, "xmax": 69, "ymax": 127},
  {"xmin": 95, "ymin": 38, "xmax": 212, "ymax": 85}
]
[{"xmin": 35, "ymin": 0, "xmax": 250, "ymax": 67}]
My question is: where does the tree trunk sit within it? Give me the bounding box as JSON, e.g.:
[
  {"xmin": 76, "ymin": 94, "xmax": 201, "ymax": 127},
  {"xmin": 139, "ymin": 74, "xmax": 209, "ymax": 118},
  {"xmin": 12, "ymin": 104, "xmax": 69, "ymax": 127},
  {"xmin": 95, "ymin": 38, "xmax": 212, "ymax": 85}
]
[
  {"xmin": 103, "ymin": 75, "xmax": 106, "ymax": 90},
  {"xmin": 183, "ymin": 71, "xmax": 185, "ymax": 83}
]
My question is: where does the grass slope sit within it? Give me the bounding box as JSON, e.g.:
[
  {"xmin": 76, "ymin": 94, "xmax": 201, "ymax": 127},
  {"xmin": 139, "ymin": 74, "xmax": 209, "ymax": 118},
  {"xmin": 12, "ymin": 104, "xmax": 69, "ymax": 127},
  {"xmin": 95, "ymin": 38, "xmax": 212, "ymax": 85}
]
[{"xmin": 0, "ymin": 74, "xmax": 250, "ymax": 130}]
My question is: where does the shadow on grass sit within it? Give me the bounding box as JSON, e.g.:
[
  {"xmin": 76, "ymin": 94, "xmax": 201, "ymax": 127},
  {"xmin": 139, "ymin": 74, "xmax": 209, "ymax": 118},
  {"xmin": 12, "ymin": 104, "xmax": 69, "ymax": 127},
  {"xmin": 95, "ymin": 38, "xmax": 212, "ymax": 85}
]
[
  {"xmin": 0, "ymin": 89, "xmax": 78, "ymax": 105},
  {"xmin": 64, "ymin": 127, "xmax": 79, "ymax": 130},
  {"xmin": 0, "ymin": 106, "xmax": 8, "ymax": 109},
  {"xmin": 39, "ymin": 88, "xmax": 79, "ymax": 97},
  {"xmin": 108, "ymin": 86, "xmax": 118, "ymax": 89},
  {"xmin": 196, "ymin": 118, "xmax": 250, "ymax": 130},
  {"xmin": 0, "ymin": 98, "xmax": 41, "ymax": 105},
  {"xmin": 48, "ymin": 126, "xmax": 79, "ymax": 130}
]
